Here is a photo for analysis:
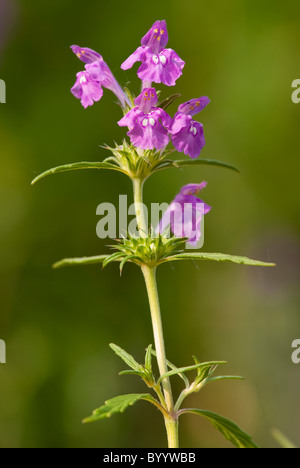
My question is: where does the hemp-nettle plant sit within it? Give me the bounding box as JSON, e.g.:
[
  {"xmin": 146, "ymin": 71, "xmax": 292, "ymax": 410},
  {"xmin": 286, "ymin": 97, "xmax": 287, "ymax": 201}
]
[{"xmin": 32, "ymin": 20, "xmax": 275, "ymax": 448}]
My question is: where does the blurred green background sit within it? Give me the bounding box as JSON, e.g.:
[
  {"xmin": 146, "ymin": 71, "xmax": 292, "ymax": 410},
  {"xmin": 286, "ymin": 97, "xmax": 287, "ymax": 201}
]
[{"xmin": 0, "ymin": 0, "xmax": 299, "ymax": 448}]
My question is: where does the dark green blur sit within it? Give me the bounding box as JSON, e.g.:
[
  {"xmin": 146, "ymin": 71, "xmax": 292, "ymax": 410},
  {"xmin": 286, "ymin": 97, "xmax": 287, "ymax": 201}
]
[{"xmin": 0, "ymin": 0, "xmax": 299, "ymax": 448}]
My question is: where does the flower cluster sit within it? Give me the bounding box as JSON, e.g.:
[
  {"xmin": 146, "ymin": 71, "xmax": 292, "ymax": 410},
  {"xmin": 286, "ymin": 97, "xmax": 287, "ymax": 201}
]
[{"xmin": 70, "ymin": 20, "xmax": 212, "ymax": 244}]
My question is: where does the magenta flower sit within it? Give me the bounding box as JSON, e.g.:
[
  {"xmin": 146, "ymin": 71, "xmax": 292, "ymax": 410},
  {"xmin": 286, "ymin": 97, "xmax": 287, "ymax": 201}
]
[
  {"xmin": 118, "ymin": 88, "xmax": 172, "ymax": 150},
  {"xmin": 158, "ymin": 183, "xmax": 211, "ymax": 246},
  {"xmin": 170, "ymin": 97, "xmax": 210, "ymax": 159},
  {"xmin": 70, "ymin": 45, "xmax": 130, "ymax": 109},
  {"xmin": 121, "ymin": 20, "xmax": 185, "ymax": 87},
  {"xmin": 71, "ymin": 71, "xmax": 103, "ymax": 109}
]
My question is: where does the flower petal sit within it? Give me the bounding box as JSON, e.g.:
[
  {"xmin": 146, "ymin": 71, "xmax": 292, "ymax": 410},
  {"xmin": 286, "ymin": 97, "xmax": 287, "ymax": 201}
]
[
  {"xmin": 121, "ymin": 46, "xmax": 147, "ymax": 70},
  {"xmin": 178, "ymin": 96, "xmax": 210, "ymax": 117},
  {"xmin": 71, "ymin": 45, "xmax": 102, "ymax": 64}
]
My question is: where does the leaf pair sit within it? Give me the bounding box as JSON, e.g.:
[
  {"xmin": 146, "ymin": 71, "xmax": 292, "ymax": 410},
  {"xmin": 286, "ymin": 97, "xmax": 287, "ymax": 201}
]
[
  {"xmin": 53, "ymin": 251, "xmax": 275, "ymax": 270},
  {"xmin": 31, "ymin": 156, "xmax": 239, "ymax": 186},
  {"xmin": 83, "ymin": 343, "xmax": 259, "ymax": 448}
]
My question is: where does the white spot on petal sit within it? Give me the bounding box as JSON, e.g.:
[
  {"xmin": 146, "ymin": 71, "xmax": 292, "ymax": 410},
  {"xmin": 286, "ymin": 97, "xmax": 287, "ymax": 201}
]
[
  {"xmin": 152, "ymin": 55, "xmax": 159, "ymax": 64},
  {"xmin": 79, "ymin": 75, "xmax": 87, "ymax": 84},
  {"xmin": 142, "ymin": 118, "xmax": 149, "ymax": 127},
  {"xmin": 159, "ymin": 55, "xmax": 167, "ymax": 65},
  {"xmin": 190, "ymin": 125, "xmax": 197, "ymax": 136},
  {"xmin": 149, "ymin": 117, "xmax": 156, "ymax": 126}
]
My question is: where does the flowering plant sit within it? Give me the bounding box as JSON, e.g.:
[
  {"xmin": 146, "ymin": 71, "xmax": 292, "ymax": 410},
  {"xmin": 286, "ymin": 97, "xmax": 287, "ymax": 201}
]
[{"xmin": 32, "ymin": 20, "xmax": 274, "ymax": 448}]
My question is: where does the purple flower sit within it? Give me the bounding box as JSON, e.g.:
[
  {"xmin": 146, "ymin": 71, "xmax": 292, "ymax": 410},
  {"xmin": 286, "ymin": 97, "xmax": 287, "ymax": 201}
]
[
  {"xmin": 118, "ymin": 88, "xmax": 171, "ymax": 150},
  {"xmin": 121, "ymin": 20, "xmax": 185, "ymax": 87},
  {"xmin": 170, "ymin": 97, "xmax": 210, "ymax": 159},
  {"xmin": 71, "ymin": 71, "xmax": 103, "ymax": 109},
  {"xmin": 158, "ymin": 183, "xmax": 211, "ymax": 246},
  {"xmin": 70, "ymin": 45, "xmax": 130, "ymax": 108}
]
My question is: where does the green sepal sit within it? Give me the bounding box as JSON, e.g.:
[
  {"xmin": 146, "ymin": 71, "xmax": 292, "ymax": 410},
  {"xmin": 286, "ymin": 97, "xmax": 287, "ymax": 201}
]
[
  {"xmin": 157, "ymin": 93, "xmax": 181, "ymax": 110},
  {"xmin": 179, "ymin": 409, "xmax": 259, "ymax": 448}
]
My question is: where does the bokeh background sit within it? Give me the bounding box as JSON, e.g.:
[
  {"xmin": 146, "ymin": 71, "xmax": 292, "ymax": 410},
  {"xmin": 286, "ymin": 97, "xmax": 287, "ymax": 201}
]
[{"xmin": 0, "ymin": 0, "xmax": 299, "ymax": 448}]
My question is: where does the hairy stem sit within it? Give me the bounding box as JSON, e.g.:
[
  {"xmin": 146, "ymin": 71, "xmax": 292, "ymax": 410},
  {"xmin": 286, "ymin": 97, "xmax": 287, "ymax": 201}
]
[
  {"xmin": 132, "ymin": 176, "xmax": 179, "ymax": 448},
  {"xmin": 132, "ymin": 178, "xmax": 148, "ymax": 236},
  {"xmin": 141, "ymin": 265, "xmax": 179, "ymax": 448}
]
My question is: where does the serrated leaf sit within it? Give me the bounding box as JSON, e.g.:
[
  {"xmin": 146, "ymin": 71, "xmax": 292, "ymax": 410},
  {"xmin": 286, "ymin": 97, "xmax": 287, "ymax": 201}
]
[
  {"xmin": 180, "ymin": 409, "xmax": 259, "ymax": 448},
  {"xmin": 109, "ymin": 343, "xmax": 144, "ymax": 373},
  {"xmin": 154, "ymin": 158, "xmax": 239, "ymax": 173},
  {"xmin": 164, "ymin": 252, "xmax": 275, "ymax": 267},
  {"xmin": 52, "ymin": 255, "xmax": 109, "ymax": 269},
  {"xmin": 83, "ymin": 394, "xmax": 156, "ymax": 423},
  {"xmin": 157, "ymin": 361, "xmax": 226, "ymax": 385},
  {"xmin": 31, "ymin": 161, "xmax": 124, "ymax": 185}
]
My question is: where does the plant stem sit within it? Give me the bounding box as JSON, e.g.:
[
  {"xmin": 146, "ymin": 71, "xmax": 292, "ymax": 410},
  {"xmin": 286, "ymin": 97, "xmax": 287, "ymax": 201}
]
[
  {"xmin": 141, "ymin": 264, "xmax": 179, "ymax": 448},
  {"xmin": 132, "ymin": 178, "xmax": 147, "ymax": 237},
  {"xmin": 132, "ymin": 176, "xmax": 179, "ymax": 448}
]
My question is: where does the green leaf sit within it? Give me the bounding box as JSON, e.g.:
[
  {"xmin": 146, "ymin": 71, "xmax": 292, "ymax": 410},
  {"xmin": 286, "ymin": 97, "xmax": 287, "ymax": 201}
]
[
  {"xmin": 195, "ymin": 364, "xmax": 218, "ymax": 385},
  {"xmin": 144, "ymin": 345, "xmax": 153, "ymax": 372},
  {"xmin": 180, "ymin": 409, "xmax": 259, "ymax": 448},
  {"xmin": 109, "ymin": 343, "xmax": 144, "ymax": 373},
  {"xmin": 151, "ymin": 349, "xmax": 190, "ymax": 387},
  {"xmin": 207, "ymin": 375, "xmax": 244, "ymax": 383},
  {"xmin": 154, "ymin": 158, "xmax": 239, "ymax": 173},
  {"xmin": 31, "ymin": 161, "xmax": 124, "ymax": 185},
  {"xmin": 83, "ymin": 394, "xmax": 156, "ymax": 423},
  {"xmin": 118, "ymin": 370, "xmax": 144, "ymax": 376},
  {"xmin": 52, "ymin": 255, "xmax": 109, "ymax": 269},
  {"xmin": 157, "ymin": 361, "xmax": 226, "ymax": 385},
  {"xmin": 165, "ymin": 252, "xmax": 275, "ymax": 267}
]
